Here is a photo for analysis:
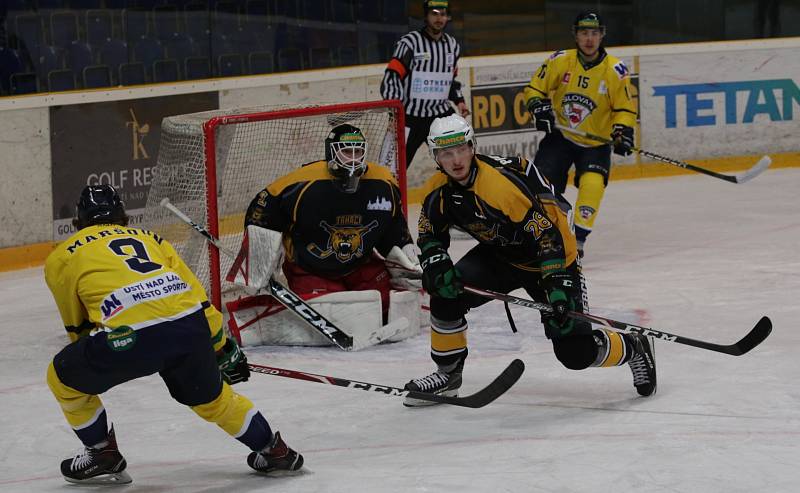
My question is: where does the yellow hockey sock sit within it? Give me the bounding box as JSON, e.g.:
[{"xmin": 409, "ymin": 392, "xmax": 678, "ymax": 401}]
[{"xmin": 574, "ymin": 172, "xmax": 606, "ymax": 235}]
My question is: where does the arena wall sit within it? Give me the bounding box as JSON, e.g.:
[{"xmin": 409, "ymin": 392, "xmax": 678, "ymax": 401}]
[{"xmin": 1, "ymin": 37, "xmax": 797, "ymax": 270}]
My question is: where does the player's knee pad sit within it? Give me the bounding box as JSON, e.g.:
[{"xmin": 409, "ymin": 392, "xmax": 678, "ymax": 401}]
[
  {"xmin": 191, "ymin": 382, "xmax": 256, "ymax": 437},
  {"xmin": 574, "ymin": 172, "xmax": 606, "ymax": 230},
  {"xmin": 552, "ymin": 334, "xmax": 596, "ymax": 370}
]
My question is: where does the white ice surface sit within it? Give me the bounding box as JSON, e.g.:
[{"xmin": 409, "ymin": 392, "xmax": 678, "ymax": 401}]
[{"xmin": 1, "ymin": 167, "xmax": 799, "ymax": 492}]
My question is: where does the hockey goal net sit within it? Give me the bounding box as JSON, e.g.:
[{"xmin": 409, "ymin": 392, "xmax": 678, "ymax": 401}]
[{"xmin": 143, "ymin": 100, "xmax": 407, "ymax": 309}]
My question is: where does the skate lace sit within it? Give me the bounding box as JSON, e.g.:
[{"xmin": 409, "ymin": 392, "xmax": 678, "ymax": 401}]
[
  {"xmin": 70, "ymin": 448, "xmax": 95, "ymax": 471},
  {"xmin": 411, "ymin": 371, "xmax": 449, "ymax": 392},
  {"xmin": 629, "ymin": 353, "xmax": 651, "ymax": 385},
  {"xmin": 252, "ymin": 452, "xmax": 269, "ymax": 469}
]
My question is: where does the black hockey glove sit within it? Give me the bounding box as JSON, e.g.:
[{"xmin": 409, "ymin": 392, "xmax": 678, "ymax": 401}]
[
  {"xmin": 527, "ymin": 98, "xmax": 555, "ymax": 133},
  {"xmin": 419, "ymin": 242, "xmax": 463, "ymax": 299},
  {"xmin": 542, "ymin": 271, "xmax": 576, "ymax": 335},
  {"xmin": 611, "ymin": 124, "xmax": 634, "ymax": 156},
  {"xmin": 216, "ymin": 338, "xmax": 250, "ymax": 384}
]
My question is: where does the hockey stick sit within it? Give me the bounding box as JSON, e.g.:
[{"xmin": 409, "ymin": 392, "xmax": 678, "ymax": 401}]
[
  {"xmin": 159, "ymin": 198, "xmax": 355, "ymax": 350},
  {"xmin": 246, "ymin": 359, "xmax": 525, "ymax": 408},
  {"xmin": 554, "ymin": 124, "xmax": 771, "ymax": 184},
  {"xmin": 463, "ymin": 285, "xmax": 771, "ymax": 356}
]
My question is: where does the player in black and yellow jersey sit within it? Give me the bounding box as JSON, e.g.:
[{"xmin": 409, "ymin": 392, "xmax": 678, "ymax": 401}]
[
  {"xmin": 244, "ymin": 124, "xmax": 416, "ymax": 320},
  {"xmin": 45, "ymin": 185, "xmax": 303, "ymax": 485},
  {"xmin": 402, "ymin": 115, "xmax": 655, "ymax": 407},
  {"xmin": 523, "ymin": 11, "xmax": 637, "ymax": 257}
]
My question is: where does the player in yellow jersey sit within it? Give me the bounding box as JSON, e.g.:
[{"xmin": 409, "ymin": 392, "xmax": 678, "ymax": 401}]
[
  {"xmin": 523, "ymin": 11, "xmax": 636, "ymax": 257},
  {"xmin": 402, "ymin": 115, "xmax": 655, "ymax": 406},
  {"xmin": 45, "ymin": 185, "xmax": 303, "ymax": 485}
]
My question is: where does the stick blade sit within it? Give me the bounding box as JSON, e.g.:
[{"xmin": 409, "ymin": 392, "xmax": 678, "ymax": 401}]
[
  {"xmin": 410, "ymin": 359, "xmax": 526, "ymax": 408},
  {"xmin": 730, "ymin": 316, "xmax": 772, "ymax": 355},
  {"xmin": 735, "ymin": 155, "xmax": 771, "ymax": 183}
]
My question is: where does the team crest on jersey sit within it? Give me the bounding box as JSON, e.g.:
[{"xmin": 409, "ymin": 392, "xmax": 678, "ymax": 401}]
[
  {"xmin": 464, "ymin": 222, "xmax": 510, "ymax": 245},
  {"xmin": 561, "ymin": 93, "xmax": 598, "ymax": 128},
  {"xmin": 308, "ymin": 218, "xmax": 379, "ymax": 262},
  {"xmin": 367, "ymin": 196, "xmax": 392, "ymax": 211},
  {"xmin": 578, "ymin": 205, "xmax": 596, "ymax": 220},
  {"xmin": 418, "ymin": 213, "xmax": 433, "ymax": 235}
]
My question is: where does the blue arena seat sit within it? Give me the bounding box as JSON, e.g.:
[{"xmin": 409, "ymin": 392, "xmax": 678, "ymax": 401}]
[
  {"xmin": 67, "ymin": 41, "xmax": 94, "ymax": 82},
  {"xmin": 86, "ymin": 10, "xmax": 113, "ymax": 46},
  {"xmin": 33, "ymin": 45, "xmax": 63, "ymax": 82},
  {"xmin": 82, "ymin": 64, "xmax": 113, "ymax": 88},
  {"xmin": 50, "ymin": 11, "xmax": 80, "ymax": 46},
  {"xmin": 184, "ymin": 55, "xmax": 211, "ymax": 79},
  {"xmin": 153, "ymin": 58, "xmax": 180, "ymax": 81},
  {"xmin": 118, "ymin": 61, "xmax": 146, "ymax": 85},
  {"xmin": 248, "ymin": 50, "xmax": 273, "ymax": 74},
  {"xmin": 10, "ymin": 72, "xmax": 38, "ymax": 95},
  {"xmin": 133, "ymin": 37, "xmax": 163, "ymax": 77},
  {"xmin": 277, "ymin": 46, "xmax": 302, "ymax": 72},
  {"xmin": 47, "ymin": 68, "xmax": 77, "ymax": 92},
  {"xmin": 217, "ymin": 52, "xmax": 243, "ymax": 76},
  {"xmin": 308, "ymin": 46, "xmax": 332, "ymax": 68}
]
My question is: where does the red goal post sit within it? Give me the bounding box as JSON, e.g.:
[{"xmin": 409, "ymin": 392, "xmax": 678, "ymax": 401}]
[{"xmin": 144, "ymin": 100, "xmax": 407, "ymax": 310}]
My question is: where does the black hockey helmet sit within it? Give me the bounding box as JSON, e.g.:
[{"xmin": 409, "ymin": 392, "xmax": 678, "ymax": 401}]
[
  {"xmin": 424, "ymin": 0, "xmax": 448, "ymax": 14},
  {"xmin": 72, "ymin": 184, "xmax": 128, "ymax": 230},
  {"xmin": 324, "ymin": 124, "xmax": 368, "ymax": 194},
  {"xmin": 572, "ymin": 10, "xmax": 606, "ymax": 35}
]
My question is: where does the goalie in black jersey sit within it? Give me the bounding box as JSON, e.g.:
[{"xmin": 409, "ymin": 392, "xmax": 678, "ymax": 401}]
[
  {"xmin": 403, "ymin": 114, "xmax": 656, "ymax": 406},
  {"xmin": 239, "ymin": 124, "xmax": 420, "ymax": 331}
]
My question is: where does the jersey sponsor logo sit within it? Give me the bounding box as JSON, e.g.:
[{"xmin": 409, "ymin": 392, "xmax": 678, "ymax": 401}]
[
  {"xmin": 652, "ymin": 78, "xmax": 799, "ymax": 128},
  {"xmin": 413, "ymin": 51, "xmax": 431, "ymax": 61},
  {"xmin": 106, "ymin": 325, "xmax": 137, "ymax": 351},
  {"xmin": 367, "ymin": 196, "xmax": 392, "ymax": 211},
  {"xmin": 308, "ymin": 219, "xmax": 380, "ymax": 262},
  {"xmin": 562, "ymin": 72, "xmax": 571, "ymax": 84},
  {"xmin": 410, "ymin": 70, "xmax": 453, "ymax": 100},
  {"xmin": 100, "ymin": 272, "xmax": 190, "ymax": 321},
  {"xmin": 561, "ymin": 93, "xmax": 598, "ymax": 128},
  {"xmin": 613, "ymin": 61, "xmax": 629, "ymax": 79},
  {"xmin": 598, "ymin": 80, "xmax": 608, "ymax": 95},
  {"xmin": 433, "ymin": 132, "xmax": 466, "ymax": 147}
]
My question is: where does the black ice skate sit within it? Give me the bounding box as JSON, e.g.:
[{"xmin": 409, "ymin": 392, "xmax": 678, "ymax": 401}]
[
  {"xmin": 628, "ymin": 334, "xmax": 657, "ymax": 396},
  {"xmin": 247, "ymin": 431, "xmax": 304, "ymax": 475},
  {"xmin": 60, "ymin": 426, "xmax": 132, "ymax": 485},
  {"xmin": 403, "ymin": 365, "xmax": 463, "ymax": 407}
]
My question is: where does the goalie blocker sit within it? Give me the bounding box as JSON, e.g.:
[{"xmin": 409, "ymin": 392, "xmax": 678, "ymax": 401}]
[{"xmin": 227, "ymin": 226, "xmax": 427, "ymax": 348}]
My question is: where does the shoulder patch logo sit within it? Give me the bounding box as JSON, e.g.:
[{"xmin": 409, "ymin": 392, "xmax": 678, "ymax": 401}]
[
  {"xmin": 549, "ymin": 50, "xmax": 565, "ymax": 60},
  {"xmin": 367, "ymin": 196, "xmax": 392, "ymax": 211},
  {"xmin": 613, "ymin": 61, "xmax": 629, "ymax": 80}
]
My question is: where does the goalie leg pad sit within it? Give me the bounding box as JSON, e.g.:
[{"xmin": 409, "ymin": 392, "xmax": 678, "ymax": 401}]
[
  {"xmin": 228, "ymin": 291, "xmax": 383, "ymax": 347},
  {"xmin": 386, "ymin": 290, "xmax": 422, "ymax": 342},
  {"xmin": 227, "ymin": 226, "xmax": 284, "ymax": 291}
]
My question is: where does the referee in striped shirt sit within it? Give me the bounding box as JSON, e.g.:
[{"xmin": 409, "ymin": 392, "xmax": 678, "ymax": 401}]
[{"xmin": 380, "ymin": 0, "xmax": 470, "ymax": 169}]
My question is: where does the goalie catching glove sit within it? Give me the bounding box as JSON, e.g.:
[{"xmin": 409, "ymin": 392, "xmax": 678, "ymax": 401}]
[
  {"xmin": 419, "ymin": 241, "xmax": 463, "ymax": 299},
  {"xmin": 385, "ymin": 243, "xmax": 423, "ymax": 290},
  {"xmin": 542, "ymin": 270, "xmax": 575, "ymax": 336},
  {"xmin": 216, "ymin": 338, "xmax": 250, "ymax": 384}
]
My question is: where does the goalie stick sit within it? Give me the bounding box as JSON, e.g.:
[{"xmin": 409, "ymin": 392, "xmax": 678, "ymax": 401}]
[
  {"xmin": 247, "ymin": 359, "xmax": 525, "ymax": 408},
  {"xmin": 464, "ymin": 285, "xmax": 772, "ymax": 356},
  {"xmin": 555, "ymin": 124, "xmax": 771, "ymax": 184},
  {"xmin": 159, "ymin": 198, "xmax": 358, "ymax": 350}
]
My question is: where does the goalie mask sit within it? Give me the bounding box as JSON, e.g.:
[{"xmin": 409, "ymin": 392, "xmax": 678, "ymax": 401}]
[
  {"xmin": 72, "ymin": 184, "xmax": 129, "ymax": 230},
  {"xmin": 325, "ymin": 124, "xmax": 368, "ymax": 193}
]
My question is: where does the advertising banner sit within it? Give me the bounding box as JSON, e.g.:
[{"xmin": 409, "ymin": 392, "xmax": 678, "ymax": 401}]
[
  {"xmin": 639, "ymin": 48, "xmax": 799, "ymax": 159},
  {"xmin": 50, "ymin": 93, "xmax": 219, "ymax": 241}
]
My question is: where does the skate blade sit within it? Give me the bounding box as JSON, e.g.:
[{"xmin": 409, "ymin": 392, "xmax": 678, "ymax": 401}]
[
  {"xmin": 403, "ymin": 389, "xmax": 458, "ymax": 407},
  {"xmin": 64, "ymin": 470, "xmax": 132, "ymax": 485}
]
